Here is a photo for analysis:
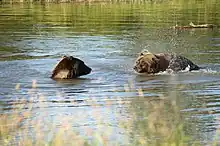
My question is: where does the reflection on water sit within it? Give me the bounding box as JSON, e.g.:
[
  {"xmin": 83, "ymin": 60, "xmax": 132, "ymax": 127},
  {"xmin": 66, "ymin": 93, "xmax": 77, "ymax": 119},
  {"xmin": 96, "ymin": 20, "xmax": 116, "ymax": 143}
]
[{"xmin": 0, "ymin": 1, "xmax": 220, "ymax": 145}]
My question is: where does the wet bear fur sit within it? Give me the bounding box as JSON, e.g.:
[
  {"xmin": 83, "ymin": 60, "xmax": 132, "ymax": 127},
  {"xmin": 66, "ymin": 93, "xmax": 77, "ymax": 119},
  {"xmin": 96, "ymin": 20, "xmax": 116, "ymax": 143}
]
[
  {"xmin": 133, "ymin": 51, "xmax": 199, "ymax": 74},
  {"xmin": 51, "ymin": 56, "xmax": 92, "ymax": 79}
]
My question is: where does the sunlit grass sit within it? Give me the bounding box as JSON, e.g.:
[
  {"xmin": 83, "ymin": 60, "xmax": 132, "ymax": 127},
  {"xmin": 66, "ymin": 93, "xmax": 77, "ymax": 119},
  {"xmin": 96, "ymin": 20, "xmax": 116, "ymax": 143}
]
[
  {"xmin": 1, "ymin": 79, "xmax": 215, "ymax": 146},
  {"xmin": 0, "ymin": 0, "xmax": 219, "ymax": 4}
]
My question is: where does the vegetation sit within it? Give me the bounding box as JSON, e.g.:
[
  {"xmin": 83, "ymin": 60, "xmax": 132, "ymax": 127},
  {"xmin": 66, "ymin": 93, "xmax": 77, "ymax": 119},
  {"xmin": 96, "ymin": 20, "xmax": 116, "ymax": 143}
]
[
  {"xmin": 1, "ymin": 0, "xmax": 173, "ymax": 3},
  {"xmin": 1, "ymin": 0, "xmax": 219, "ymax": 4},
  {"xmin": 1, "ymin": 81, "xmax": 219, "ymax": 146},
  {"xmin": 0, "ymin": 0, "xmax": 219, "ymax": 61},
  {"xmin": 0, "ymin": 0, "xmax": 219, "ymax": 33}
]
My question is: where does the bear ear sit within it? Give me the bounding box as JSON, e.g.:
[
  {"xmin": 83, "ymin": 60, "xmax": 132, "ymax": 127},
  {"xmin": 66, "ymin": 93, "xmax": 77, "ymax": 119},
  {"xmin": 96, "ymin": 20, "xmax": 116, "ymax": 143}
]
[
  {"xmin": 152, "ymin": 56, "xmax": 159, "ymax": 63},
  {"xmin": 69, "ymin": 56, "xmax": 75, "ymax": 61},
  {"xmin": 154, "ymin": 54, "xmax": 160, "ymax": 59},
  {"xmin": 72, "ymin": 61, "xmax": 80, "ymax": 77},
  {"xmin": 139, "ymin": 49, "xmax": 150, "ymax": 56}
]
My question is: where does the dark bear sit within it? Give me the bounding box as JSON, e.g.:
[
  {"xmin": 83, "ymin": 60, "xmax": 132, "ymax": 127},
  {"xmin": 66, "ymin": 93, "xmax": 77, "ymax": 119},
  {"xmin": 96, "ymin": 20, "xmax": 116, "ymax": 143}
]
[
  {"xmin": 51, "ymin": 56, "xmax": 92, "ymax": 79},
  {"xmin": 133, "ymin": 51, "xmax": 199, "ymax": 74}
]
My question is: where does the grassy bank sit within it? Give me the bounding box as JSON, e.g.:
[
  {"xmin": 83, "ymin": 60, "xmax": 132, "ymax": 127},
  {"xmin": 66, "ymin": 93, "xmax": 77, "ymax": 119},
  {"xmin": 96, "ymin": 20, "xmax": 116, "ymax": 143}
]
[
  {"xmin": 1, "ymin": 0, "xmax": 219, "ymax": 4},
  {"xmin": 0, "ymin": 0, "xmax": 219, "ymax": 33},
  {"xmin": 2, "ymin": 0, "xmax": 154, "ymax": 4},
  {"xmin": 1, "ymin": 0, "xmax": 173, "ymax": 4}
]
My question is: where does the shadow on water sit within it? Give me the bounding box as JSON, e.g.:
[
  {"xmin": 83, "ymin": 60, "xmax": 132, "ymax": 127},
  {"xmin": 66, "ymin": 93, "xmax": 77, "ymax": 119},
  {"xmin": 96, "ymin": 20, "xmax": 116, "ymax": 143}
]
[
  {"xmin": 0, "ymin": 1, "xmax": 220, "ymax": 145},
  {"xmin": 52, "ymin": 78, "xmax": 92, "ymax": 85}
]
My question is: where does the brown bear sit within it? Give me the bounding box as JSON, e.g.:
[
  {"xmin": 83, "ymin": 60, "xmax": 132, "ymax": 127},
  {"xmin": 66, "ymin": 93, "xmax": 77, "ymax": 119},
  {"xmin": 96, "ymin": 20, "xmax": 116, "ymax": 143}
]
[
  {"xmin": 51, "ymin": 56, "xmax": 92, "ymax": 79},
  {"xmin": 133, "ymin": 51, "xmax": 200, "ymax": 74}
]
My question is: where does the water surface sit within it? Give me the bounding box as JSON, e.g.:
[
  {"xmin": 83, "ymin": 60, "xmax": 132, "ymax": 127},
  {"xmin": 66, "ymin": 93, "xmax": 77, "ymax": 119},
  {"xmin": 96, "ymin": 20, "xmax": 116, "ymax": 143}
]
[{"xmin": 0, "ymin": 1, "xmax": 220, "ymax": 145}]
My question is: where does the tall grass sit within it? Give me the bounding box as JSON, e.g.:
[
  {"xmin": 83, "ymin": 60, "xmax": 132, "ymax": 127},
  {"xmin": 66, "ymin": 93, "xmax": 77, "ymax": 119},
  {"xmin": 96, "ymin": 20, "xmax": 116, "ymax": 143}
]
[
  {"xmin": 1, "ymin": 0, "xmax": 167, "ymax": 4},
  {"xmin": 0, "ymin": 79, "xmax": 211, "ymax": 146},
  {"xmin": 2, "ymin": 0, "xmax": 148, "ymax": 3},
  {"xmin": 1, "ymin": 0, "xmax": 219, "ymax": 4}
]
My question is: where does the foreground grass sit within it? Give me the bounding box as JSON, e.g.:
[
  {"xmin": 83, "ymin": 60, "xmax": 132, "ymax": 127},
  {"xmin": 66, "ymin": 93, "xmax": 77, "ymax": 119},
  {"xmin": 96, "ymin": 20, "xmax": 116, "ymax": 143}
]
[{"xmin": 0, "ymin": 80, "xmax": 219, "ymax": 146}]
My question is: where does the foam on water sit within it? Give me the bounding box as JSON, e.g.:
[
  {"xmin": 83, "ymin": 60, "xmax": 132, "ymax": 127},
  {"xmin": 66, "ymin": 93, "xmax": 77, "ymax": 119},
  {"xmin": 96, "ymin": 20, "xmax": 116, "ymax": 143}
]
[
  {"xmin": 193, "ymin": 68, "xmax": 218, "ymax": 74},
  {"xmin": 156, "ymin": 65, "xmax": 218, "ymax": 75}
]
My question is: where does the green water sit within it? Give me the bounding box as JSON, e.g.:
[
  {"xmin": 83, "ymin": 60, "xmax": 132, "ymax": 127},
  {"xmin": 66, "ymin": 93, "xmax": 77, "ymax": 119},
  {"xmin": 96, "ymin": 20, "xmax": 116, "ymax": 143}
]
[{"xmin": 0, "ymin": 1, "xmax": 220, "ymax": 145}]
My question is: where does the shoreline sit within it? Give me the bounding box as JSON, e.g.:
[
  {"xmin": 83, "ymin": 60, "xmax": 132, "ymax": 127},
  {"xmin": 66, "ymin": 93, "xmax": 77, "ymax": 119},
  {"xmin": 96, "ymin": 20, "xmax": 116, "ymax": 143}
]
[{"xmin": 0, "ymin": 0, "xmax": 145, "ymax": 4}]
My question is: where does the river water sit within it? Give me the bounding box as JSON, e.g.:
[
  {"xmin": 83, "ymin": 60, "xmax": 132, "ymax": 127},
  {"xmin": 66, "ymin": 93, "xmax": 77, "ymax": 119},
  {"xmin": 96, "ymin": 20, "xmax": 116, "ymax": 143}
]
[{"xmin": 0, "ymin": 1, "xmax": 220, "ymax": 145}]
